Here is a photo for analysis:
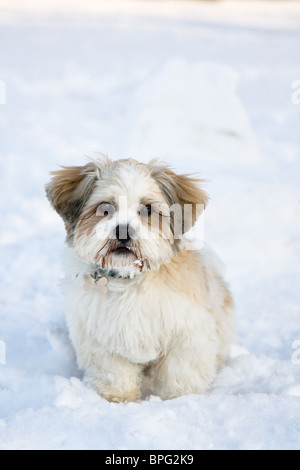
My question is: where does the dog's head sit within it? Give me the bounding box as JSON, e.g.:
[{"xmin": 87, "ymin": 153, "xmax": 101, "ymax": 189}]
[{"xmin": 46, "ymin": 157, "xmax": 208, "ymax": 277}]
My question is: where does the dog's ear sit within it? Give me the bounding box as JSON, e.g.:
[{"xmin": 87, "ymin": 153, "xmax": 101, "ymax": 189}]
[
  {"xmin": 150, "ymin": 164, "xmax": 209, "ymax": 234},
  {"xmin": 46, "ymin": 162, "xmax": 99, "ymax": 238}
]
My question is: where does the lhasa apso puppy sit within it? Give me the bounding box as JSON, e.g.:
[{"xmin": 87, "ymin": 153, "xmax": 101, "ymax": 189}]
[{"xmin": 46, "ymin": 157, "xmax": 235, "ymax": 402}]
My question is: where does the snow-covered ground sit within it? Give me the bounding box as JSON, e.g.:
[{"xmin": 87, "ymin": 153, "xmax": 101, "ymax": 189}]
[{"xmin": 0, "ymin": 0, "xmax": 300, "ymax": 450}]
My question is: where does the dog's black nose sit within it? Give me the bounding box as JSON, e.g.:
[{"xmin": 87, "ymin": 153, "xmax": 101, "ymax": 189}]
[{"xmin": 115, "ymin": 224, "xmax": 131, "ymax": 244}]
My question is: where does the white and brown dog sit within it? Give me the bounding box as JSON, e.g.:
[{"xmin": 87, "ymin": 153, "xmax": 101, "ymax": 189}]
[{"xmin": 46, "ymin": 157, "xmax": 235, "ymax": 402}]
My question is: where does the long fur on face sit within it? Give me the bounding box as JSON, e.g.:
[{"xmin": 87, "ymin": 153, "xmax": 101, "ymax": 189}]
[
  {"xmin": 46, "ymin": 158, "xmax": 209, "ymax": 275},
  {"xmin": 45, "ymin": 162, "xmax": 100, "ymax": 244}
]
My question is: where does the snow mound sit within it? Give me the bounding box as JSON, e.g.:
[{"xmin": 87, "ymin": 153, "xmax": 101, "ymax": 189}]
[{"xmin": 130, "ymin": 59, "xmax": 261, "ymax": 167}]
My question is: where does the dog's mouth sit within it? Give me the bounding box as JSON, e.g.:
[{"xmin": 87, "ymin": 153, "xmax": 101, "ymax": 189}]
[
  {"xmin": 113, "ymin": 246, "xmax": 133, "ymax": 255},
  {"xmin": 95, "ymin": 240, "xmax": 151, "ymax": 272}
]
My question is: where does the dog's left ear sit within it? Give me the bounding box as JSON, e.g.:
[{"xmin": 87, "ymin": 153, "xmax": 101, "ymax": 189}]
[
  {"xmin": 151, "ymin": 164, "xmax": 209, "ymax": 233},
  {"xmin": 46, "ymin": 162, "xmax": 99, "ymax": 239}
]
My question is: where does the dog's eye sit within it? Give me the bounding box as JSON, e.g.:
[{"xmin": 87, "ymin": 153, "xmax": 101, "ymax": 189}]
[
  {"xmin": 139, "ymin": 204, "xmax": 153, "ymax": 218},
  {"xmin": 96, "ymin": 202, "xmax": 115, "ymax": 219}
]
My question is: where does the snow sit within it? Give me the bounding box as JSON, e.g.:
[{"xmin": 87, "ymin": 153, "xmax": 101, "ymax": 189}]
[{"xmin": 0, "ymin": 0, "xmax": 300, "ymax": 450}]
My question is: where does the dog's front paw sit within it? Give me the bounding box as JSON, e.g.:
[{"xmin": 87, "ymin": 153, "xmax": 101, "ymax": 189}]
[
  {"xmin": 84, "ymin": 355, "xmax": 143, "ymax": 403},
  {"xmin": 97, "ymin": 384, "xmax": 141, "ymax": 403}
]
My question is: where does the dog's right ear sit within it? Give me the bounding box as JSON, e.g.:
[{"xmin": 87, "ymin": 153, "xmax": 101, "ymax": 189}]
[{"xmin": 46, "ymin": 162, "xmax": 99, "ymax": 239}]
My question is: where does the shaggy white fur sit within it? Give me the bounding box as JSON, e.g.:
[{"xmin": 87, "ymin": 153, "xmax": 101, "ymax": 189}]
[{"xmin": 46, "ymin": 158, "xmax": 235, "ymax": 402}]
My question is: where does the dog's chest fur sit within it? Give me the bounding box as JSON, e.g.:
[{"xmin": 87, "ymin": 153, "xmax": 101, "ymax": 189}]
[{"xmin": 62, "ymin": 248, "xmax": 197, "ymax": 365}]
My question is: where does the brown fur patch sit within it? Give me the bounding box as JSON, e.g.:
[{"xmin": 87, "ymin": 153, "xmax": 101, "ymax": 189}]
[
  {"xmin": 155, "ymin": 248, "xmax": 209, "ymax": 305},
  {"xmin": 150, "ymin": 164, "xmax": 209, "ymax": 236},
  {"xmin": 223, "ymin": 286, "xmax": 234, "ymax": 310},
  {"xmin": 46, "ymin": 163, "xmax": 99, "ymax": 243}
]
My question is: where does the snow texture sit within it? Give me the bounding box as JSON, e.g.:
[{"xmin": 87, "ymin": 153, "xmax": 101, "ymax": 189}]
[{"xmin": 0, "ymin": 0, "xmax": 300, "ymax": 450}]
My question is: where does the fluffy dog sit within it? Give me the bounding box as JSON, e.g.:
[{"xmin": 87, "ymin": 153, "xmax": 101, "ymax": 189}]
[{"xmin": 46, "ymin": 157, "xmax": 235, "ymax": 402}]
